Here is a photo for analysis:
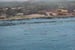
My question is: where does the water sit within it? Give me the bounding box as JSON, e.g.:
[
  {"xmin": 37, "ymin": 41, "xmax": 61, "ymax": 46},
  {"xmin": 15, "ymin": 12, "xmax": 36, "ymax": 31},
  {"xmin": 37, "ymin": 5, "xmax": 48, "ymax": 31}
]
[{"xmin": 0, "ymin": 18, "xmax": 75, "ymax": 50}]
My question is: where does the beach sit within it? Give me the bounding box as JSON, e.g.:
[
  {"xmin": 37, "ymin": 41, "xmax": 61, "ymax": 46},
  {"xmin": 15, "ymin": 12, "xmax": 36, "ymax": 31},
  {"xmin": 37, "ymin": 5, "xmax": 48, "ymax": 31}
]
[{"xmin": 0, "ymin": 14, "xmax": 75, "ymax": 21}]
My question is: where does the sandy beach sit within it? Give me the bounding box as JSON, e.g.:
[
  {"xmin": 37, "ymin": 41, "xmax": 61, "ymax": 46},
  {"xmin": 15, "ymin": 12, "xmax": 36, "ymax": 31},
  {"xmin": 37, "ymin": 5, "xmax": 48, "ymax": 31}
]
[{"xmin": 0, "ymin": 14, "xmax": 75, "ymax": 21}]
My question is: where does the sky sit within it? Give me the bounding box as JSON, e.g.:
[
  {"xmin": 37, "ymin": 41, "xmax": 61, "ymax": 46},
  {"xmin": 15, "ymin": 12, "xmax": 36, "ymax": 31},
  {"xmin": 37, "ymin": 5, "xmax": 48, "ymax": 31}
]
[
  {"xmin": 0, "ymin": 0, "xmax": 28, "ymax": 1},
  {"xmin": 0, "ymin": 0, "xmax": 75, "ymax": 2}
]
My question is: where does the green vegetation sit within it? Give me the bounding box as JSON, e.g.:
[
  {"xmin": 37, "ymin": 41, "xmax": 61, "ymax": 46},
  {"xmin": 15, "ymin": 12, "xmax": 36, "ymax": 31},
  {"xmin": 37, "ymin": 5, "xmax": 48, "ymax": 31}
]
[{"xmin": 0, "ymin": 1, "xmax": 75, "ymax": 19}]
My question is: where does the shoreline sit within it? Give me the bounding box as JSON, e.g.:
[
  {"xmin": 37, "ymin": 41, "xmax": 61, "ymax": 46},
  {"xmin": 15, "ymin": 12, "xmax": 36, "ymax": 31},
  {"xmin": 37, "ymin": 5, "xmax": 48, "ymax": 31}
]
[
  {"xmin": 0, "ymin": 15, "xmax": 75, "ymax": 21},
  {"xmin": 0, "ymin": 15, "xmax": 75, "ymax": 26}
]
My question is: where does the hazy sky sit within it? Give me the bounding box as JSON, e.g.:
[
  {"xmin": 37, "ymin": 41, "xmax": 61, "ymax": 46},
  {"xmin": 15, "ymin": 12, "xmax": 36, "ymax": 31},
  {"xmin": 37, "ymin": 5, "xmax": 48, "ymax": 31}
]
[
  {"xmin": 0, "ymin": 0, "xmax": 75, "ymax": 2},
  {"xmin": 0, "ymin": 0, "xmax": 28, "ymax": 1}
]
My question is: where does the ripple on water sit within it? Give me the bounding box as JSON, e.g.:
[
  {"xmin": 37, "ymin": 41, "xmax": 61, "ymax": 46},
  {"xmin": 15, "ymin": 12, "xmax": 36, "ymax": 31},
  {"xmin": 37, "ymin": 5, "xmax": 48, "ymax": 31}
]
[{"xmin": 0, "ymin": 18, "xmax": 75, "ymax": 50}]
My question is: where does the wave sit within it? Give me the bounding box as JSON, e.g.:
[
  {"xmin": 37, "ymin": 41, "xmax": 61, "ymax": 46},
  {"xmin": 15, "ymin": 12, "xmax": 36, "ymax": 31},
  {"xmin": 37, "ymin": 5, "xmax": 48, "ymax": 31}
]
[{"xmin": 0, "ymin": 18, "xmax": 75, "ymax": 26}]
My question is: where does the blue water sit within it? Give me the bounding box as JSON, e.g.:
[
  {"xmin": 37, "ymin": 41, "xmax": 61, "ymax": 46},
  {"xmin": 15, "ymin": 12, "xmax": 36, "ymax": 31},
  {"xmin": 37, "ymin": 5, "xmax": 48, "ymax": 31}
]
[{"xmin": 0, "ymin": 18, "xmax": 75, "ymax": 50}]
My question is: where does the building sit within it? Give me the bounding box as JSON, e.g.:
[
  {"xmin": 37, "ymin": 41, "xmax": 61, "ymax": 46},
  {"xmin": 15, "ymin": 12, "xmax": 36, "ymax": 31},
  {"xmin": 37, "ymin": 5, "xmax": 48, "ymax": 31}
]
[{"xmin": 56, "ymin": 8, "xmax": 69, "ymax": 15}]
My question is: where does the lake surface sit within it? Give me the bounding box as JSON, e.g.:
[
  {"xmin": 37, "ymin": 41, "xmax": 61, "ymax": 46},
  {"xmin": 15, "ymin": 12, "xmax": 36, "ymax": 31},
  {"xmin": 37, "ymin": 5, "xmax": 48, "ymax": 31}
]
[{"xmin": 0, "ymin": 18, "xmax": 75, "ymax": 50}]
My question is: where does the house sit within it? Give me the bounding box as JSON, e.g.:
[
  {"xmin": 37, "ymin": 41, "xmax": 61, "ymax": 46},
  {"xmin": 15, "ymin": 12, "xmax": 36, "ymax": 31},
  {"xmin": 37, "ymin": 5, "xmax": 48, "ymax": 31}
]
[
  {"xmin": 56, "ymin": 9, "xmax": 69, "ymax": 15},
  {"xmin": 16, "ymin": 13, "xmax": 24, "ymax": 16}
]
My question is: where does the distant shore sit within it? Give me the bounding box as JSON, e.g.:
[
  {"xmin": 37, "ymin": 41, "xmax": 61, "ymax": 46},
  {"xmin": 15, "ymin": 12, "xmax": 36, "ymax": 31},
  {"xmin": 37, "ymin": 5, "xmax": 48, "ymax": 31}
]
[{"xmin": 0, "ymin": 15, "xmax": 75, "ymax": 21}]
